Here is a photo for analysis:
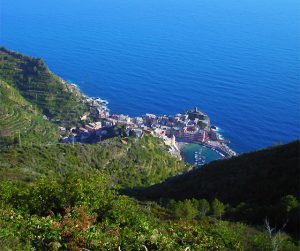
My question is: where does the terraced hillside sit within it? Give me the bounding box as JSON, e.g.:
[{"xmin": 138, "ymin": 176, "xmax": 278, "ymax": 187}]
[
  {"xmin": 0, "ymin": 80, "xmax": 59, "ymax": 149},
  {"xmin": 0, "ymin": 47, "xmax": 89, "ymax": 126}
]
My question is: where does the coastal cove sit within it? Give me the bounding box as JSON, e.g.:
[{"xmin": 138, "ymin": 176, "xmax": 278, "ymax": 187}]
[
  {"xmin": 61, "ymin": 83, "xmax": 237, "ymax": 164},
  {"xmin": 57, "ymin": 79, "xmax": 236, "ymax": 165},
  {"xmin": 54, "ymin": 77, "xmax": 235, "ymax": 165},
  {"xmin": 66, "ymin": 79, "xmax": 237, "ymax": 165},
  {"xmin": 0, "ymin": 47, "xmax": 234, "ymax": 166},
  {"xmin": 180, "ymin": 143, "xmax": 222, "ymax": 167}
]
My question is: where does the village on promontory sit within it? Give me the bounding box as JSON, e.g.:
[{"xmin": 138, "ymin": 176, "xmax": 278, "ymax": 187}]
[{"xmin": 58, "ymin": 89, "xmax": 237, "ymax": 161}]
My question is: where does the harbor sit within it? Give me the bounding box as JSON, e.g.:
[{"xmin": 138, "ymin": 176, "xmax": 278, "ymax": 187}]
[
  {"xmin": 59, "ymin": 95, "xmax": 237, "ymax": 165},
  {"xmin": 180, "ymin": 143, "xmax": 222, "ymax": 167}
]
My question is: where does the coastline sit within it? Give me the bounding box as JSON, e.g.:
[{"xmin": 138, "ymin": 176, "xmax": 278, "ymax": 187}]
[{"xmin": 61, "ymin": 79, "xmax": 237, "ymax": 165}]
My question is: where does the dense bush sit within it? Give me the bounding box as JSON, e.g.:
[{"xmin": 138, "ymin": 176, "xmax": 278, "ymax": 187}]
[
  {"xmin": 0, "ymin": 136, "xmax": 188, "ymax": 187},
  {"xmin": 136, "ymin": 141, "xmax": 300, "ymax": 236},
  {"xmin": 1, "ymin": 174, "xmax": 298, "ymax": 250}
]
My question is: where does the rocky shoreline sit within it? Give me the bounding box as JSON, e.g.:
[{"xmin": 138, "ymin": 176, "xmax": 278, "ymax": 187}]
[{"xmin": 60, "ymin": 80, "xmax": 237, "ymax": 164}]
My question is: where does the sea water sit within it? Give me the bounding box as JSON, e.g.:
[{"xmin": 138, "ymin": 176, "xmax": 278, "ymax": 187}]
[{"xmin": 1, "ymin": 0, "xmax": 299, "ymax": 155}]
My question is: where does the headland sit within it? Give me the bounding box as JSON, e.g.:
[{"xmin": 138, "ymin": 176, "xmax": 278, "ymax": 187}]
[{"xmin": 59, "ymin": 82, "xmax": 237, "ymax": 164}]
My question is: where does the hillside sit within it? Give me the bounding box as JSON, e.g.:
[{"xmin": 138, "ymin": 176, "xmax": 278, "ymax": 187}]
[
  {"xmin": 132, "ymin": 140, "xmax": 300, "ymax": 235},
  {"xmin": 0, "ymin": 48, "xmax": 299, "ymax": 250},
  {"xmin": 0, "ymin": 135, "xmax": 188, "ymax": 187},
  {"xmin": 0, "ymin": 47, "xmax": 89, "ymax": 127},
  {"xmin": 0, "ymin": 80, "xmax": 59, "ymax": 149},
  {"xmin": 1, "ymin": 139, "xmax": 299, "ymax": 250},
  {"xmin": 137, "ymin": 141, "xmax": 299, "ymax": 204}
]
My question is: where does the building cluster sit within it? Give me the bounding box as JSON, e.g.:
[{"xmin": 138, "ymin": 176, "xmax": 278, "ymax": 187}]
[
  {"xmin": 60, "ymin": 106, "xmax": 236, "ymax": 158},
  {"xmin": 139, "ymin": 108, "xmax": 211, "ymax": 144}
]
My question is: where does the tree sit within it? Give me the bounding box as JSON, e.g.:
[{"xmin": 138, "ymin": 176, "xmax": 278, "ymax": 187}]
[
  {"xmin": 280, "ymin": 195, "xmax": 299, "ymax": 214},
  {"xmin": 211, "ymin": 198, "xmax": 225, "ymax": 219},
  {"xmin": 198, "ymin": 199, "xmax": 210, "ymax": 216},
  {"xmin": 182, "ymin": 200, "xmax": 198, "ymax": 220},
  {"xmin": 170, "ymin": 199, "xmax": 198, "ymax": 220}
]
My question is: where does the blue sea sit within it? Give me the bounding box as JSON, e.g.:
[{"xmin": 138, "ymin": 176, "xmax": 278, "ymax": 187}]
[{"xmin": 1, "ymin": 0, "xmax": 300, "ymax": 153}]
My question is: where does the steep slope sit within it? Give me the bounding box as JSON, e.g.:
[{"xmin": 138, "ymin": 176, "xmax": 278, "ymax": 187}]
[
  {"xmin": 2, "ymin": 172, "xmax": 298, "ymax": 251},
  {"xmin": 0, "ymin": 138, "xmax": 298, "ymax": 250},
  {"xmin": 0, "ymin": 80, "xmax": 59, "ymax": 149},
  {"xmin": 0, "ymin": 136, "xmax": 188, "ymax": 187},
  {"xmin": 0, "ymin": 48, "xmax": 298, "ymax": 249},
  {"xmin": 137, "ymin": 140, "xmax": 300, "ymax": 204},
  {"xmin": 133, "ymin": 141, "xmax": 300, "ymax": 236},
  {"xmin": 0, "ymin": 47, "xmax": 89, "ymax": 126}
]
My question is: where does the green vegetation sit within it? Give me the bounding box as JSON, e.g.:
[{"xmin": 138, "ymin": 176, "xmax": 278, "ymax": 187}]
[
  {"xmin": 0, "ymin": 48, "xmax": 299, "ymax": 250},
  {"xmin": 0, "ymin": 46, "xmax": 92, "ymax": 148},
  {"xmin": 0, "ymin": 137, "xmax": 299, "ymax": 250},
  {"xmin": 1, "ymin": 173, "xmax": 298, "ymax": 250},
  {"xmin": 0, "ymin": 80, "xmax": 59, "ymax": 149},
  {"xmin": 0, "ymin": 136, "xmax": 188, "ymax": 187},
  {"xmin": 133, "ymin": 140, "xmax": 300, "ymax": 237},
  {"xmin": 0, "ymin": 47, "xmax": 89, "ymax": 127}
]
